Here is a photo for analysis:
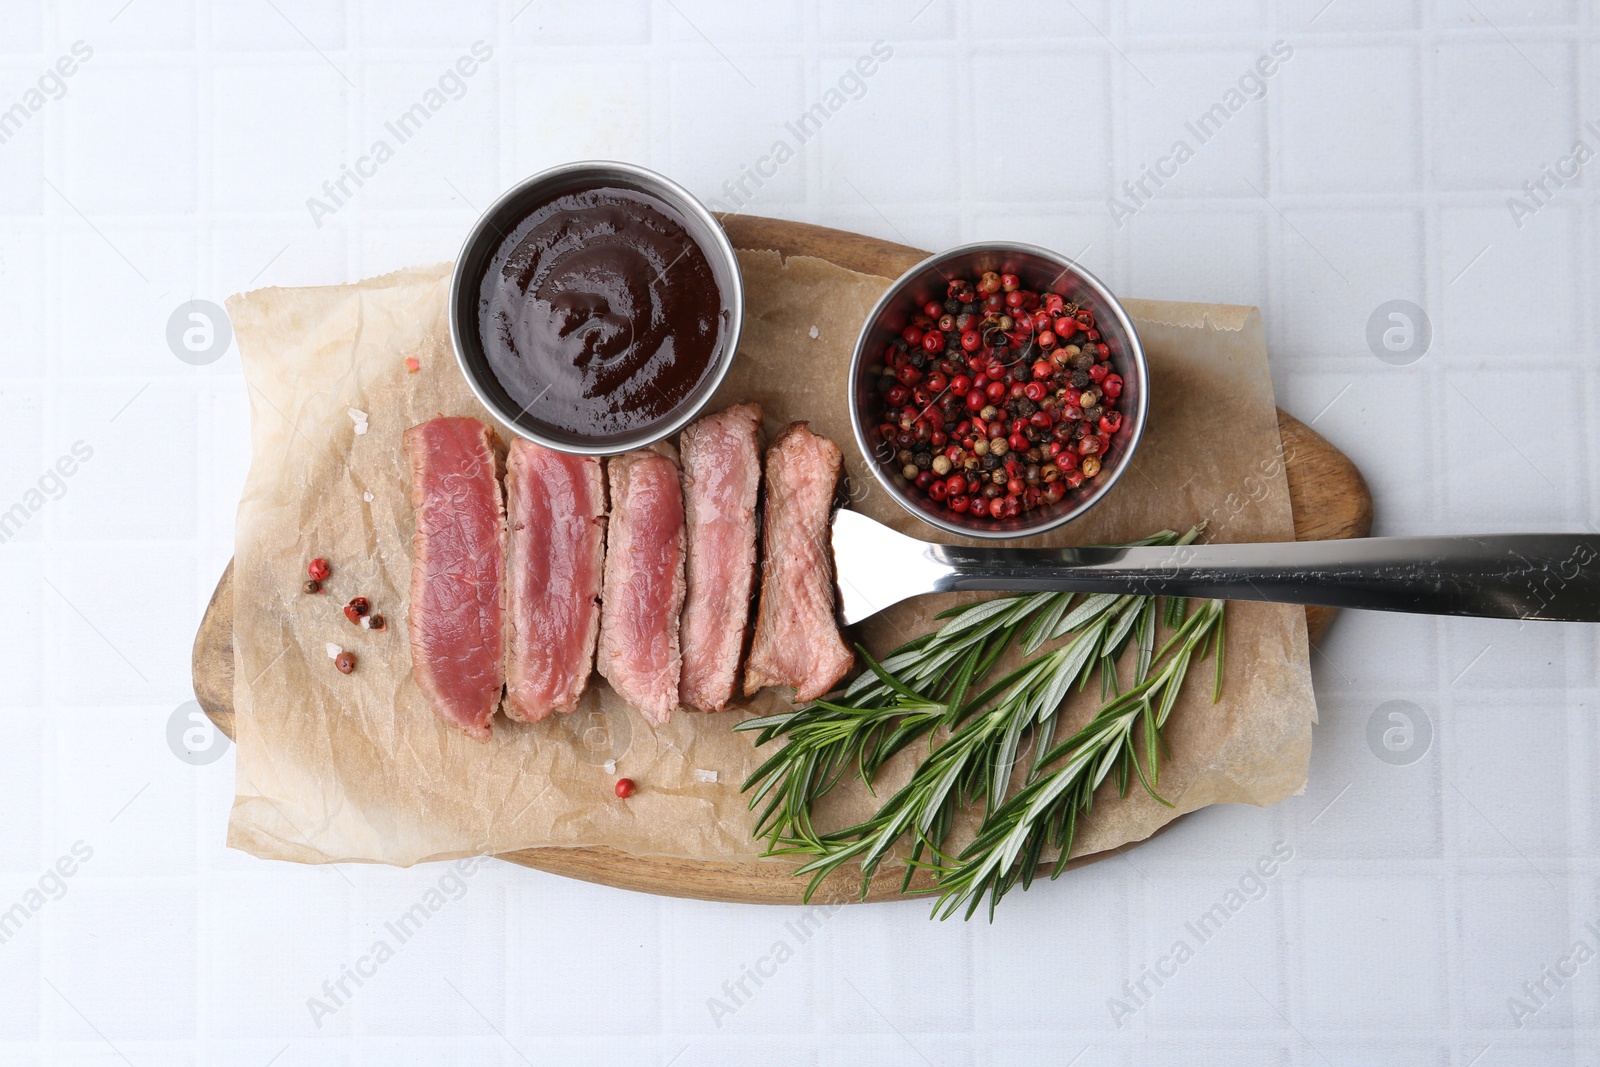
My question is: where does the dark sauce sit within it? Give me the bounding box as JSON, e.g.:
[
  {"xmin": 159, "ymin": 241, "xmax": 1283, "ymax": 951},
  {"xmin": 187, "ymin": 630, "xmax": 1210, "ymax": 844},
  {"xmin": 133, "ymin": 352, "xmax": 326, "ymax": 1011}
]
[{"xmin": 477, "ymin": 184, "xmax": 725, "ymax": 439}]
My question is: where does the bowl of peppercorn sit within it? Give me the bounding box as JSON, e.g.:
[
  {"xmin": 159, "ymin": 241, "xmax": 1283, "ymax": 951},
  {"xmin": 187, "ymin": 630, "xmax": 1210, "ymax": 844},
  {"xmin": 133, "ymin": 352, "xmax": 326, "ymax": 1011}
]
[{"xmin": 848, "ymin": 242, "xmax": 1149, "ymax": 539}]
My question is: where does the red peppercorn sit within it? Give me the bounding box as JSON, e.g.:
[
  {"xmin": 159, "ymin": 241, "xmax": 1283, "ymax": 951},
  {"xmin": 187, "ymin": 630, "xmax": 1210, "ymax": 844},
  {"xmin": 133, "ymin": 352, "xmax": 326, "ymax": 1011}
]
[
  {"xmin": 1024, "ymin": 382, "xmax": 1047, "ymax": 403},
  {"xmin": 334, "ymin": 651, "xmax": 357, "ymax": 674},
  {"xmin": 1101, "ymin": 374, "xmax": 1123, "ymax": 399},
  {"xmin": 988, "ymin": 497, "xmax": 1006, "ymax": 518},
  {"xmin": 902, "ymin": 326, "xmax": 923, "ymax": 346},
  {"xmin": 1088, "ymin": 363, "xmax": 1108, "ymax": 383},
  {"xmin": 928, "ymin": 481, "xmax": 949, "ymax": 502},
  {"xmin": 945, "ymin": 474, "xmax": 968, "ymax": 496},
  {"xmin": 925, "ymin": 371, "xmax": 948, "ymax": 392},
  {"xmin": 921, "ymin": 331, "xmax": 944, "ymax": 353},
  {"xmin": 308, "ymin": 558, "xmax": 331, "ymax": 581},
  {"xmin": 1097, "ymin": 342, "xmax": 1110, "ymax": 358},
  {"xmin": 960, "ymin": 330, "xmax": 982, "ymax": 352},
  {"xmin": 951, "ymin": 374, "xmax": 972, "ymax": 395},
  {"xmin": 966, "ymin": 390, "xmax": 986, "ymax": 411},
  {"xmin": 1031, "ymin": 361, "xmax": 1052, "ymax": 380},
  {"xmin": 1099, "ymin": 412, "xmax": 1123, "ymax": 434},
  {"xmin": 368, "ymin": 614, "xmax": 385, "ymax": 631},
  {"xmin": 1000, "ymin": 273, "xmax": 1020, "ymax": 292},
  {"xmin": 985, "ymin": 380, "xmax": 1007, "ymax": 402},
  {"xmin": 923, "ymin": 300, "xmax": 943, "ymax": 318},
  {"xmin": 1008, "ymin": 432, "xmax": 1029, "ymax": 453},
  {"xmin": 1037, "ymin": 330, "xmax": 1056, "ymax": 349},
  {"xmin": 1004, "ymin": 290, "xmax": 1025, "ymax": 309},
  {"xmin": 615, "ymin": 778, "xmax": 636, "ymax": 799},
  {"xmin": 950, "ymin": 495, "xmax": 970, "ymax": 513},
  {"xmin": 886, "ymin": 385, "xmax": 909, "ymax": 407},
  {"xmin": 1030, "ymin": 410, "xmax": 1052, "ymax": 430}
]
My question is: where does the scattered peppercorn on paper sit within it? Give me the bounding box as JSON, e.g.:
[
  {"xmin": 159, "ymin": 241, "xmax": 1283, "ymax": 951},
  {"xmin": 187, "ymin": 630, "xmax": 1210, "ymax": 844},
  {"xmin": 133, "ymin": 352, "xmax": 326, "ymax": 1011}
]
[{"xmin": 222, "ymin": 253, "xmax": 1315, "ymax": 873}]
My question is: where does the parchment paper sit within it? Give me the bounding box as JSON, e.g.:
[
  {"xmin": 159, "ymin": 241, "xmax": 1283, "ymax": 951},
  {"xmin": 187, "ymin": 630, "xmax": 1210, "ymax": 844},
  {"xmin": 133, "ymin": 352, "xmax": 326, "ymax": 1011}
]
[{"xmin": 225, "ymin": 252, "xmax": 1316, "ymax": 869}]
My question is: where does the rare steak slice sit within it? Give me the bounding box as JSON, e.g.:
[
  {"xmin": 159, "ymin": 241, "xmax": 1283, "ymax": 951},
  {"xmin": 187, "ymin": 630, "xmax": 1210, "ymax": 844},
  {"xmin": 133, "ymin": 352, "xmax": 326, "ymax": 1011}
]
[
  {"xmin": 596, "ymin": 444, "xmax": 686, "ymax": 725},
  {"xmin": 504, "ymin": 440, "xmax": 606, "ymax": 723},
  {"xmin": 404, "ymin": 416, "xmax": 506, "ymax": 741},
  {"xmin": 678, "ymin": 403, "xmax": 763, "ymax": 712},
  {"xmin": 743, "ymin": 422, "xmax": 853, "ymax": 701}
]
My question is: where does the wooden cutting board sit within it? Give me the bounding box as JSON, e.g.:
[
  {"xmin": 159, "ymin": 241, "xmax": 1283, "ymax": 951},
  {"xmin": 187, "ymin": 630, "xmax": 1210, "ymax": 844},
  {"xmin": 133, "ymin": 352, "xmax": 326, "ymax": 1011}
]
[{"xmin": 192, "ymin": 215, "xmax": 1372, "ymax": 905}]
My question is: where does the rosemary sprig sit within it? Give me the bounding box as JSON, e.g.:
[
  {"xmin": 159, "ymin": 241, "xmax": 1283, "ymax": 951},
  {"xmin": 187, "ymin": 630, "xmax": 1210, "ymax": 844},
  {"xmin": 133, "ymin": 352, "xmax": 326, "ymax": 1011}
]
[
  {"xmin": 736, "ymin": 526, "xmax": 1226, "ymax": 914},
  {"xmin": 929, "ymin": 597, "xmax": 1225, "ymax": 920}
]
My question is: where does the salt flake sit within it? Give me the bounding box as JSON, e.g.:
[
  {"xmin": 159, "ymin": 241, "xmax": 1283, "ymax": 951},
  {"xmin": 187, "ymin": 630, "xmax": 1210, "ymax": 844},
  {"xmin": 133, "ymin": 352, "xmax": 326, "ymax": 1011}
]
[
  {"xmin": 325, "ymin": 643, "xmax": 343, "ymax": 659},
  {"xmin": 347, "ymin": 407, "xmax": 369, "ymax": 435},
  {"xmin": 603, "ymin": 759, "xmax": 617, "ymax": 775},
  {"xmin": 363, "ymin": 491, "xmax": 374, "ymax": 502},
  {"xmin": 808, "ymin": 325, "xmax": 820, "ymax": 339},
  {"xmin": 694, "ymin": 768, "xmax": 719, "ymax": 784}
]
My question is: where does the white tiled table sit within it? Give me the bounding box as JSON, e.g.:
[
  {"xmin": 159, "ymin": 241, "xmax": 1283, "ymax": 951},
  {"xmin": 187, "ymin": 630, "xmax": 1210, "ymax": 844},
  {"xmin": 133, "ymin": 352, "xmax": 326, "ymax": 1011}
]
[{"xmin": 2, "ymin": 2, "xmax": 1596, "ymax": 1063}]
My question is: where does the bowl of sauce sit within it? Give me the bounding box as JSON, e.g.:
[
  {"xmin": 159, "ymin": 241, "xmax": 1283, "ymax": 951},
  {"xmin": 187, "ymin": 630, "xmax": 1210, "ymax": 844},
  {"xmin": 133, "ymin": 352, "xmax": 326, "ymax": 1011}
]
[{"xmin": 450, "ymin": 161, "xmax": 743, "ymax": 455}]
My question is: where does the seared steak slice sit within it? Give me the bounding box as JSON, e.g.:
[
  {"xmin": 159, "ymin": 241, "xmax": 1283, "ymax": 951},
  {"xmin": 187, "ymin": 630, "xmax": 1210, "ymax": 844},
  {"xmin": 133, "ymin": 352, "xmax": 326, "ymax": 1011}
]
[
  {"xmin": 678, "ymin": 403, "xmax": 763, "ymax": 712},
  {"xmin": 596, "ymin": 444, "xmax": 686, "ymax": 725},
  {"xmin": 405, "ymin": 416, "xmax": 506, "ymax": 741},
  {"xmin": 504, "ymin": 440, "xmax": 606, "ymax": 723},
  {"xmin": 743, "ymin": 422, "xmax": 853, "ymax": 701}
]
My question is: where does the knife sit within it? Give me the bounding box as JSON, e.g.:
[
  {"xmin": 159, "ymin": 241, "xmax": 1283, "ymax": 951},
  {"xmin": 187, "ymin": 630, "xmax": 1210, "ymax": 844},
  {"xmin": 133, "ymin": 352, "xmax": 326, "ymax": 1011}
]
[{"xmin": 831, "ymin": 509, "xmax": 1600, "ymax": 626}]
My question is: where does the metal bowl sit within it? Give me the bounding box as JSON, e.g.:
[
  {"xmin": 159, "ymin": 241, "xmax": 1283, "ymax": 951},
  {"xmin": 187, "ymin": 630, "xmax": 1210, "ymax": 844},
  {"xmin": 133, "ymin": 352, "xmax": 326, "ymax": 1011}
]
[
  {"xmin": 848, "ymin": 242, "xmax": 1149, "ymax": 540},
  {"xmin": 448, "ymin": 160, "xmax": 744, "ymax": 455}
]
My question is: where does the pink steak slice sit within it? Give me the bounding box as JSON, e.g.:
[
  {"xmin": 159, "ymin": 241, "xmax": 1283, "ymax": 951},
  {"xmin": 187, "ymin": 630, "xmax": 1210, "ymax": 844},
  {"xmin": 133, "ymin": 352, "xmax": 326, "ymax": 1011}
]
[
  {"xmin": 678, "ymin": 403, "xmax": 763, "ymax": 712},
  {"xmin": 596, "ymin": 444, "xmax": 686, "ymax": 725},
  {"xmin": 743, "ymin": 422, "xmax": 853, "ymax": 702},
  {"xmin": 404, "ymin": 416, "xmax": 506, "ymax": 742},
  {"xmin": 504, "ymin": 439, "xmax": 607, "ymax": 723}
]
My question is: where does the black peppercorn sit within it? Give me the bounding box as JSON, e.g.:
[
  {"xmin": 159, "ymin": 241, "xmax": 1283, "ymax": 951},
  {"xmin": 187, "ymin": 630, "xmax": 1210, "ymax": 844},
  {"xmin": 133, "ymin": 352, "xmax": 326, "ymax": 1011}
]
[
  {"xmin": 982, "ymin": 453, "xmax": 1002, "ymax": 471},
  {"xmin": 1070, "ymin": 370, "xmax": 1090, "ymax": 389},
  {"xmin": 1071, "ymin": 350, "xmax": 1095, "ymax": 371},
  {"xmin": 1015, "ymin": 398, "xmax": 1036, "ymax": 417},
  {"xmin": 913, "ymin": 451, "xmax": 932, "ymax": 471}
]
